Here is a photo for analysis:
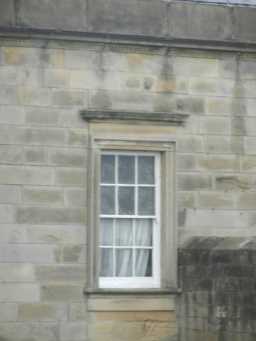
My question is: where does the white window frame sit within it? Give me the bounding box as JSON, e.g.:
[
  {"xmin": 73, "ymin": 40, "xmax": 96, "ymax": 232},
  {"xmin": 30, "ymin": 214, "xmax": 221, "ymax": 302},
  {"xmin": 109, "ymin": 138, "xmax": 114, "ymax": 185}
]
[
  {"xmin": 99, "ymin": 151, "xmax": 161, "ymax": 289},
  {"xmin": 86, "ymin": 137, "xmax": 177, "ymax": 292}
]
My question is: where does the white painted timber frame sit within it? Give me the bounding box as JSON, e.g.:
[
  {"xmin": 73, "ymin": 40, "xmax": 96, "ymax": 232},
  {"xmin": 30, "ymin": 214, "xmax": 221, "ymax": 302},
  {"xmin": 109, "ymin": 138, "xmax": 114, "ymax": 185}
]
[{"xmin": 86, "ymin": 137, "xmax": 177, "ymax": 292}]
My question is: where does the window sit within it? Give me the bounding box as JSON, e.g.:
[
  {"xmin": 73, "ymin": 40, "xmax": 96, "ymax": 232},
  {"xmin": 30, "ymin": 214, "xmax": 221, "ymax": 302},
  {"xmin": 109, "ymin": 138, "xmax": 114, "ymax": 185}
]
[
  {"xmin": 86, "ymin": 138, "xmax": 177, "ymax": 292},
  {"xmin": 99, "ymin": 152, "xmax": 160, "ymax": 289}
]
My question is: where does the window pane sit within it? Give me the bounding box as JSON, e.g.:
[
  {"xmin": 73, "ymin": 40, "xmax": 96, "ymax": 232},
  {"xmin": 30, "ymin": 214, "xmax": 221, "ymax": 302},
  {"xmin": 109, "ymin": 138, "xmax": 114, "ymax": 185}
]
[
  {"xmin": 100, "ymin": 248, "xmax": 114, "ymax": 277},
  {"xmin": 101, "ymin": 155, "xmax": 115, "ymax": 183},
  {"xmin": 101, "ymin": 186, "xmax": 115, "ymax": 214},
  {"xmin": 135, "ymin": 219, "xmax": 152, "ymax": 246},
  {"xmin": 118, "ymin": 155, "xmax": 135, "ymax": 184},
  {"xmin": 138, "ymin": 156, "xmax": 154, "ymax": 184},
  {"xmin": 116, "ymin": 249, "xmax": 133, "ymax": 277},
  {"xmin": 138, "ymin": 187, "xmax": 155, "ymax": 215},
  {"xmin": 135, "ymin": 249, "xmax": 152, "ymax": 277},
  {"xmin": 100, "ymin": 219, "xmax": 113, "ymax": 246},
  {"xmin": 118, "ymin": 187, "xmax": 135, "ymax": 215},
  {"xmin": 116, "ymin": 219, "xmax": 133, "ymax": 246}
]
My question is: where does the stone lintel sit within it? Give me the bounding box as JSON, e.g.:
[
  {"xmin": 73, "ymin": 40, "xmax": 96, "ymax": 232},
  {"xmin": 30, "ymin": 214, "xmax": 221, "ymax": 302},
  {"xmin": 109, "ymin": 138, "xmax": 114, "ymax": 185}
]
[{"xmin": 80, "ymin": 110, "xmax": 189, "ymax": 125}]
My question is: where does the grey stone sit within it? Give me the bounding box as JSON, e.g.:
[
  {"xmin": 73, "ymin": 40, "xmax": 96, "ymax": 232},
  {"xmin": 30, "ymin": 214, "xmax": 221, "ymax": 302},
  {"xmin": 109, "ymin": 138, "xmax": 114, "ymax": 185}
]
[
  {"xmin": 88, "ymin": 0, "xmax": 167, "ymax": 36},
  {"xmin": 48, "ymin": 148, "xmax": 86, "ymax": 167},
  {"xmin": 178, "ymin": 174, "xmax": 212, "ymax": 191},
  {"xmin": 0, "ymin": 185, "xmax": 20, "ymax": 204},
  {"xmin": 16, "ymin": 207, "xmax": 85, "ymax": 225},
  {"xmin": 35, "ymin": 265, "xmax": 85, "ymax": 282},
  {"xmin": 41, "ymin": 284, "xmax": 83, "ymax": 302},
  {"xmin": 234, "ymin": 6, "xmax": 256, "ymax": 42},
  {"xmin": 0, "ymin": 0, "xmax": 15, "ymax": 26},
  {"xmin": 17, "ymin": 303, "xmax": 67, "ymax": 322},
  {"xmin": 22, "ymin": 187, "xmax": 64, "ymax": 205},
  {"xmin": 0, "ymin": 283, "xmax": 40, "ymax": 302},
  {"xmin": 17, "ymin": 0, "xmax": 87, "ymax": 31},
  {"xmin": 168, "ymin": 2, "xmax": 232, "ymax": 41}
]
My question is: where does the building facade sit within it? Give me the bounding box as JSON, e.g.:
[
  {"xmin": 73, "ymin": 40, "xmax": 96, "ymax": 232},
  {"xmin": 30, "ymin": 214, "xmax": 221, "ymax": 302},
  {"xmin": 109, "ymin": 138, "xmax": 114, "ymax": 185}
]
[{"xmin": 0, "ymin": 1, "xmax": 256, "ymax": 340}]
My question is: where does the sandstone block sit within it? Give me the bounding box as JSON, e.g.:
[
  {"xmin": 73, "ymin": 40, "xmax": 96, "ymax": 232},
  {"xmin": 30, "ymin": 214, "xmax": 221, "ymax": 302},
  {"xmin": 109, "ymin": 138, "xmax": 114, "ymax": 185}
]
[
  {"xmin": 18, "ymin": 303, "xmax": 67, "ymax": 321},
  {"xmin": 197, "ymin": 192, "xmax": 235, "ymax": 209},
  {"xmin": 61, "ymin": 245, "xmax": 86, "ymax": 263},
  {"xmin": 52, "ymin": 90, "xmax": 87, "ymax": 106},
  {"xmin": 22, "ymin": 187, "xmax": 64, "ymax": 206},
  {"xmin": 0, "ymin": 0, "xmax": 15, "ymax": 26},
  {"xmin": 23, "ymin": 127, "xmax": 67, "ymax": 146},
  {"xmin": 0, "ymin": 283, "xmax": 39, "ymax": 302},
  {"xmin": 178, "ymin": 174, "xmax": 212, "ymax": 191},
  {"xmin": 0, "ymin": 105, "xmax": 25, "ymax": 124},
  {"xmin": 35, "ymin": 265, "xmax": 85, "ymax": 282},
  {"xmin": 64, "ymin": 189, "xmax": 86, "ymax": 207},
  {"xmin": 200, "ymin": 117, "xmax": 230, "ymax": 135},
  {"xmin": 88, "ymin": 0, "xmax": 167, "ymax": 36},
  {"xmin": 17, "ymin": 87, "xmax": 51, "ymax": 106},
  {"xmin": 43, "ymin": 68, "xmax": 70, "ymax": 88},
  {"xmin": 41, "ymin": 284, "xmax": 83, "ymax": 302},
  {"xmin": 68, "ymin": 129, "xmax": 88, "ymax": 146},
  {"xmin": 0, "ymin": 303, "xmax": 17, "ymax": 322},
  {"xmin": 237, "ymin": 193, "xmax": 256, "ymax": 209},
  {"xmin": 48, "ymin": 148, "xmax": 86, "ymax": 167},
  {"xmin": 25, "ymin": 225, "xmax": 86, "ymax": 244},
  {"xmin": 0, "ymin": 145, "xmax": 23, "ymax": 164},
  {"xmin": 177, "ymin": 136, "xmax": 203, "ymax": 153},
  {"xmin": 60, "ymin": 322, "xmax": 87, "ymax": 341},
  {"xmin": 215, "ymin": 175, "xmax": 255, "ymax": 191},
  {"xmin": 0, "ymin": 185, "xmax": 21, "ymax": 204},
  {"xmin": 25, "ymin": 107, "xmax": 59, "ymax": 126},
  {"xmin": 0, "ymin": 263, "xmax": 35, "ymax": 282},
  {"xmin": 198, "ymin": 155, "xmax": 240, "ymax": 171},
  {"xmin": 24, "ymin": 147, "xmax": 48, "ymax": 164},
  {"xmin": 16, "ymin": 207, "xmax": 85, "ymax": 224},
  {"xmin": 0, "ymin": 244, "xmax": 59, "ymax": 263},
  {"xmin": 17, "ymin": 0, "xmax": 87, "ymax": 31},
  {"xmin": 54, "ymin": 168, "xmax": 86, "ymax": 187},
  {"xmin": 3, "ymin": 47, "xmax": 40, "ymax": 66},
  {"xmin": 0, "ymin": 166, "xmax": 54, "ymax": 185},
  {"xmin": 0, "ymin": 205, "xmax": 15, "ymax": 223},
  {"xmin": 69, "ymin": 303, "xmax": 86, "ymax": 321}
]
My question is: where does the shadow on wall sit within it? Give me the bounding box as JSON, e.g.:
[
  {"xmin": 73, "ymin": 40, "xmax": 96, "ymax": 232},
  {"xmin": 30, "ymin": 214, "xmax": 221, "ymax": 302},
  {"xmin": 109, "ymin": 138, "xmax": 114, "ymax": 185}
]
[{"xmin": 178, "ymin": 237, "xmax": 256, "ymax": 341}]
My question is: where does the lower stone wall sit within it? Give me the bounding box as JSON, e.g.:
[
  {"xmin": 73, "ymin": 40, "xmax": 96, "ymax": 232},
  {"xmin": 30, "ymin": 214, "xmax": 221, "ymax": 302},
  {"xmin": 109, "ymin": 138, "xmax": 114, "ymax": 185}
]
[{"xmin": 178, "ymin": 237, "xmax": 256, "ymax": 341}]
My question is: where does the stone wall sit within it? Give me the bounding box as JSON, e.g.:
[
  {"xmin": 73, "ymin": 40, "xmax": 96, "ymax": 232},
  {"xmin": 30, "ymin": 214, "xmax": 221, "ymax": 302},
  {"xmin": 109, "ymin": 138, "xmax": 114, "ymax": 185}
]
[
  {"xmin": 178, "ymin": 237, "xmax": 256, "ymax": 341},
  {"xmin": 1, "ymin": 0, "xmax": 256, "ymax": 47},
  {"xmin": 0, "ymin": 35, "xmax": 256, "ymax": 340}
]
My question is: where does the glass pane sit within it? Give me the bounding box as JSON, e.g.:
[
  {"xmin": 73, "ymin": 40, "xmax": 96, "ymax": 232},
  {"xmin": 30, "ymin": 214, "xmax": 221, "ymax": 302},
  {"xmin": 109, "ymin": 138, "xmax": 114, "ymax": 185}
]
[
  {"xmin": 101, "ymin": 186, "xmax": 115, "ymax": 214},
  {"xmin": 118, "ymin": 155, "xmax": 135, "ymax": 184},
  {"xmin": 138, "ymin": 156, "xmax": 154, "ymax": 184},
  {"xmin": 100, "ymin": 248, "xmax": 113, "ymax": 277},
  {"xmin": 138, "ymin": 187, "xmax": 155, "ymax": 215},
  {"xmin": 116, "ymin": 249, "xmax": 132, "ymax": 277},
  {"xmin": 135, "ymin": 219, "xmax": 152, "ymax": 246},
  {"xmin": 101, "ymin": 155, "xmax": 115, "ymax": 183},
  {"xmin": 118, "ymin": 187, "xmax": 135, "ymax": 215},
  {"xmin": 135, "ymin": 249, "xmax": 152, "ymax": 277},
  {"xmin": 116, "ymin": 219, "xmax": 133, "ymax": 246},
  {"xmin": 100, "ymin": 219, "xmax": 113, "ymax": 246}
]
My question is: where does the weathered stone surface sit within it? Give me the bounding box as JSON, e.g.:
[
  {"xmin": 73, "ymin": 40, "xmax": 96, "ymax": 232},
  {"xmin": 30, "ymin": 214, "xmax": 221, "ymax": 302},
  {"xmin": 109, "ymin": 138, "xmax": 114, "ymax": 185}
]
[
  {"xmin": 60, "ymin": 322, "xmax": 87, "ymax": 341},
  {"xmin": 0, "ymin": 283, "xmax": 39, "ymax": 302},
  {"xmin": 0, "ymin": 166, "xmax": 54, "ymax": 185},
  {"xmin": 18, "ymin": 303, "xmax": 67, "ymax": 321},
  {"xmin": 17, "ymin": 0, "xmax": 87, "ymax": 31},
  {"xmin": 16, "ymin": 207, "xmax": 85, "ymax": 224},
  {"xmin": 0, "ymin": 244, "xmax": 59, "ymax": 263},
  {"xmin": 234, "ymin": 6, "xmax": 256, "ymax": 42},
  {"xmin": 168, "ymin": 2, "xmax": 232, "ymax": 40},
  {"xmin": 22, "ymin": 186, "xmax": 64, "ymax": 205},
  {"xmin": 0, "ymin": 185, "xmax": 20, "ymax": 204},
  {"xmin": 88, "ymin": 0, "xmax": 167, "ymax": 36},
  {"xmin": 0, "ymin": 0, "xmax": 15, "ymax": 26},
  {"xmin": 178, "ymin": 174, "xmax": 212, "ymax": 191},
  {"xmin": 35, "ymin": 265, "xmax": 85, "ymax": 282},
  {"xmin": 48, "ymin": 148, "xmax": 86, "ymax": 167},
  {"xmin": 41, "ymin": 284, "xmax": 83, "ymax": 302},
  {"xmin": 54, "ymin": 168, "xmax": 86, "ymax": 187}
]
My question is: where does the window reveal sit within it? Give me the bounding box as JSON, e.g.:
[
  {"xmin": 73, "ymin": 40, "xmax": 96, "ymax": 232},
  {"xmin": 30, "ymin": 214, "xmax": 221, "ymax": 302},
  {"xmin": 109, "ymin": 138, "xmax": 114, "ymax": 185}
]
[{"xmin": 99, "ymin": 152, "xmax": 160, "ymax": 288}]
